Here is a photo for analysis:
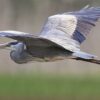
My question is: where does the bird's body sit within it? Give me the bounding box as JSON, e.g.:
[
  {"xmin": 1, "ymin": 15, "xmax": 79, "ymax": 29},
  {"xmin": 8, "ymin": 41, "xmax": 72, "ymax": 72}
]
[
  {"xmin": 0, "ymin": 6, "xmax": 100, "ymax": 64},
  {"xmin": 10, "ymin": 42, "xmax": 72, "ymax": 64}
]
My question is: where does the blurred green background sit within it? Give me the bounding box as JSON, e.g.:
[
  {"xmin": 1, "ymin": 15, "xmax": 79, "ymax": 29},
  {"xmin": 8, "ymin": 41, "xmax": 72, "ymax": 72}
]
[{"xmin": 0, "ymin": 0, "xmax": 100, "ymax": 100}]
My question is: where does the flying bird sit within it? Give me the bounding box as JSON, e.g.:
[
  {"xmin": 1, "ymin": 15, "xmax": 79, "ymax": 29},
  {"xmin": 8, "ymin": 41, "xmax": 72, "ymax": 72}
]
[{"xmin": 0, "ymin": 6, "xmax": 100, "ymax": 64}]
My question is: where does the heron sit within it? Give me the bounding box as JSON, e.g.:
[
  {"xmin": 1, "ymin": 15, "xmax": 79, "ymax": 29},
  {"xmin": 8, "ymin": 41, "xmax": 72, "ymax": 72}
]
[{"xmin": 0, "ymin": 6, "xmax": 100, "ymax": 64}]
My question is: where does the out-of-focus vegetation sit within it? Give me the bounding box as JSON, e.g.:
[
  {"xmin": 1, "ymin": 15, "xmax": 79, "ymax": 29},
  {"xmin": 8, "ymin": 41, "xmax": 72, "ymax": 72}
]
[{"xmin": 0, "ymin": 74, "xmax": 100, "ymax": 99}]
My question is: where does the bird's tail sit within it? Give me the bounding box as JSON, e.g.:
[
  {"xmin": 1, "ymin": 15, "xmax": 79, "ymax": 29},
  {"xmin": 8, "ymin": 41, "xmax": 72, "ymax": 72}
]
[{"xmin": 72, "ymin": 51, "xmax": 100, "ymax": 65}]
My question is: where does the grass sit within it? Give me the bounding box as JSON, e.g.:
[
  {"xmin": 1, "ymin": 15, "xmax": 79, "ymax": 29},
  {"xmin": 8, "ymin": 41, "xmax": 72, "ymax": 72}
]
[{"xmin": 0, "ymin": 74, "xmax": 100, "ymax": 99}]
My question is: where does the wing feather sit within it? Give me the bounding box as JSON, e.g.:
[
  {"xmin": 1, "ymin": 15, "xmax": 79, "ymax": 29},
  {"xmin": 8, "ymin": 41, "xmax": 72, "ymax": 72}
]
[
  {"xmin": 68, "ymin": 7, "xmax": 100, "ymax": 43},
  {"xmin": 0, "ymin": 30, "xmax": 58, "ymax": 47},
  {"xmin": 40, "ymin": 14, "xmax": 80, "ymax": 51},
  {"xmin": 40, "ymin": 6, "xmax": 100, "ymax": 51}
]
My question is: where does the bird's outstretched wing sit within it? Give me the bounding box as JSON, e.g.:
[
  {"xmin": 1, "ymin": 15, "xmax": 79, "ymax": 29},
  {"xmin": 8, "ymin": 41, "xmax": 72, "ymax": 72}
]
[
  {"xmin": 40, "ymin": 6, "xmax": 100, "ymax": 51},
  {"xmin": 0, "ymin": 30, "xmax": 59, "ymax": 47},
  {"xmin": 0, "ymin": 6, "xmax": 100, "ymax": 52}
]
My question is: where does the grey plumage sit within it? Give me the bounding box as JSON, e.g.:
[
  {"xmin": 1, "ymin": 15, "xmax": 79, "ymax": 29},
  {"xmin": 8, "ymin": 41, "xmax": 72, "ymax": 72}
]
[{"xmin": 0, "ymin": 6, "xmax": 100, "ymax": 64}]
